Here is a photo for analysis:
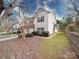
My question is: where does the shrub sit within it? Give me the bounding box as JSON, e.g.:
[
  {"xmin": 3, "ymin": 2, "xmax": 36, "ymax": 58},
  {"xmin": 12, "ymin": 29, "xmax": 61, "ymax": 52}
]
[
  {"xmin": 32, "ymin": 31, "xmax": 39, "ymax": 35},
  {"xmin": 26, "ymin": 33, "xmax": 33, "ymax": 37},
  {"xmin": 18, "ymin": 34, "xmax": 22, "ymax": 38},
  {"xmin": 42, "ymin": 31, "xmax": 49, "ymax": 37},
  {"xmin": 65, "ymin": 24, "xmax": 74, "ymax": 32},
  {"xmin": 32, "ymin": 31, "xmax": 49, "ymax": 37},
  {"xmin": 38, "ymin": 32, "xmax": 43, "ymax": 36},
  {"xmin": 13, "ymin": 32, "xmax": 17, "ymax": 34},
  {"xmin": 17, "ymin": 30, "xmax": 21, "ymax": 34}
]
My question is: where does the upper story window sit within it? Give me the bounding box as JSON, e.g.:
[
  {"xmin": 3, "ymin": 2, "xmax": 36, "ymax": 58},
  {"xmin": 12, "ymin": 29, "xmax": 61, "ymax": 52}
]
[
  {"xmin": 37, "ymin": 16, "xmax": 44, "ymax": 22},
  {"xmin": 29, "ymin": 20, "xmax": 33, "ymax": 23}
]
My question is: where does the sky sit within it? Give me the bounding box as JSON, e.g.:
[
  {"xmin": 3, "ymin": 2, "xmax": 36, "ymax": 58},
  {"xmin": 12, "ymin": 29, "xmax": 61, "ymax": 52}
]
[
  {"xmin": 20, "ymin": 0, "xmax": 65, "ymax": 17},
  {"xmin": 3, "ymin": 0, "xmax": 65, "ymax": 20}
]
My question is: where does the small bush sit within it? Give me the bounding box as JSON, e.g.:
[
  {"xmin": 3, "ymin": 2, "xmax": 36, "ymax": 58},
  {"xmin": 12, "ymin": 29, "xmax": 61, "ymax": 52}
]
[
  {"xmin": 65, "ymin": 24, "xmax": 74, "ymax": 32},
  {"xmin": 32, "ymin": 31, "xmax": 39, "ymax": 35},
  {"xmin": 26, "ymin": 33, "xmax": 33, "ymax": 37},
  {"xmin": 13, "ymin": 32, "xmax": 17, "ymax": 34},
  {"xmin": 42, "ymin": 31, "xmax": 49, "ymax": 37},
  {"xmin": 38, "ymin": 32, "xmax": 43, "ymax": 36},
  {"xmin": 32, "ymin": 31, "xmax": 49, "ymax": 37},
  {"xmin": 17, "ymin": 30, "xmax": 21, "ymax": 34},
  {"xmin": 18, "ymin": 34, "xmax": 22, "ymax": 38}
]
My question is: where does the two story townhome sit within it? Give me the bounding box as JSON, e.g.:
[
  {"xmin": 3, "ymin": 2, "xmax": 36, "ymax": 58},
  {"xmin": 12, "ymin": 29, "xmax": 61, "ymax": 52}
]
[
  {"xmin": 22, "ymin": 7, "xmax": 58, "ymax": 35},
  {"xmin": 34, "ymin": 7, "xmax": 57, "ymax": 35},
  {"xmin": 0, "ymin": 1, "xmax": 14, "ymax": 32}
]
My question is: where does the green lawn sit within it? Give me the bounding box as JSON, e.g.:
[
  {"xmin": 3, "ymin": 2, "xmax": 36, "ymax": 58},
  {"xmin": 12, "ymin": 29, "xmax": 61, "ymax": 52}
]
[{"xmin": 40, "ymin": 32, "xmax": 71, "ymax": 59}]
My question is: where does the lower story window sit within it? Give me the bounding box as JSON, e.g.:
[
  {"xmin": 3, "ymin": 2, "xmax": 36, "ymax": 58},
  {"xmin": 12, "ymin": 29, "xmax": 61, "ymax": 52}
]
[{"xmin": 37, "ymin": 27, "xmax": 44, "ymax": 31}]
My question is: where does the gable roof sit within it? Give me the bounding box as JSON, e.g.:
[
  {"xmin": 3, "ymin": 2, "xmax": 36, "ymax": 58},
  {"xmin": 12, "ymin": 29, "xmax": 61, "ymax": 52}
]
[
  {"xmin": 34, "ymin": 7, "xmax": 54, "ymax": 17},
  {"xmin": 34, "ymin": 7, "xmax": 49, "ymax": 17},
  {"xmin": 36, "ymin": 7, "xmax": 49, "ymax": 14}
]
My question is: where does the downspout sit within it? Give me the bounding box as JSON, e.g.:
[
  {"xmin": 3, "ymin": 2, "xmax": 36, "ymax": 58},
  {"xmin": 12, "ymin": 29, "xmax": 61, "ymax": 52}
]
[{"xmin": 53, "ymin": 9, "xmax": 57, "ymax": 33}]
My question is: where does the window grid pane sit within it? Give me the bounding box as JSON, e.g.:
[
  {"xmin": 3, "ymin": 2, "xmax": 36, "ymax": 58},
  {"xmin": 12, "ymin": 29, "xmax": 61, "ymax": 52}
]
[
  {"xmin": 37, "ymin": 27, "xmax": 44, "ymax": 31},
  {"xmin": 37, "ymin": 16, "xmax": 44, "ymax": 22}
]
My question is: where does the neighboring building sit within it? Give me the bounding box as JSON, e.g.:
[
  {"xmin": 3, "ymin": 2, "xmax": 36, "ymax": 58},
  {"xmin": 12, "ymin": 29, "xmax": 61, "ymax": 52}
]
[
  {"xmin": 0, "ymin": 17, "xmax": 14, "ymax": 32},
  {"xmin": 0, "ymin": 0, "xmax": 14, "ymax": 32},
  {"xmin": 22, "ymin": 7, "xmax": 58, "ymax": 35}
]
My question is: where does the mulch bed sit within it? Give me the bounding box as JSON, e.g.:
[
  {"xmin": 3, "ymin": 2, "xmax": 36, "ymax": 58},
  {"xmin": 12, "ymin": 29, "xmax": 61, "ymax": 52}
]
[{"xmin": 0, "ymin": 36, "xmax": 44, "ymax": 59}]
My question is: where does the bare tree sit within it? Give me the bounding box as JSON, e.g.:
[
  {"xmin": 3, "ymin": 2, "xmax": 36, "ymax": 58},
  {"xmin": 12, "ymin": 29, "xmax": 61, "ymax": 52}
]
[
  {"xmin": 70, "ymin": 0, "xmax": 79, "ymax": 16},
  {"xmin": 62, "ymin": 0, "xmax": 79, "ymax": 17},
  {"xmin": 0, "ymin": 0, "xmax": 5, "ymax": 15},
  {"xmin": 18, "ymin": 0, "xmax": 36, "ymax": 40}
]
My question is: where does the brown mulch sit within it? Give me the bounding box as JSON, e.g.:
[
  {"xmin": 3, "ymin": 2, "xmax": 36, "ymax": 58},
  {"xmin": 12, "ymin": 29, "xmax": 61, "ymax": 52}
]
[{"xmin": 0, "ymin": 36, "xmax": 44, "ymax": 59}]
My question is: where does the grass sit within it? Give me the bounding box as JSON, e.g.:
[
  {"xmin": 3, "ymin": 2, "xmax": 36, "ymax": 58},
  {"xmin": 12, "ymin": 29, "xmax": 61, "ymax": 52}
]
[{"xmin": 40, "ymin": 32, "xmax": 70, "ymax": 59}]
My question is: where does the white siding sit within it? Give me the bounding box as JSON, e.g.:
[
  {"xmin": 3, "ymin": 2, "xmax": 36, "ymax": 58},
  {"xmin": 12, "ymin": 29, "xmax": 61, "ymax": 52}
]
[
  {"xmin": 48, "ymin": 13, "xmax": 56, "ymax": 34},
  {"xmin": 34, "ymin": 11, "xmax": 48, "ymax": 31},
  {"xmin": 29, "ymin": 28, "xmax": 34, "ymax": 33},
  {"xmin": 34, "ymin": 9, "xmax": 58, "ymax": 35},
  {"xmin": 0, "ymin": 17, "xmax": 10, "ymax": 32},
  {"xmin": 55, "ymin": 27, "xmax": 58, "ymax": 32}
]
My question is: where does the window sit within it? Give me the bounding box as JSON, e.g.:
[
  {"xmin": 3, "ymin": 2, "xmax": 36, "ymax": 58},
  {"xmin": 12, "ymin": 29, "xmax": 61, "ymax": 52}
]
[
  {"xmin": 29, "ymin": 20, "xmax": 33, "ymax": 23},
  {"xmin": 37, "ymin": 27, "xmax": 44, "ymax": 31},
  {"xmin": 37, "ymin": 16, "xmax": 44, "ymax": 22},
  {"xmin": 37, "ymin": 17, "xmax": 41, "ymax": 22},
  {"xmin": 41, "ymin": 16, "xmax": 44, "ymax": 22},
  {"xmin": 0, "ymin": 22, "xmax": 1, "ymax": 26},
  {"xmin": 41, "ymin": 28, "xmax": 44, "ymax": 31},
  {"xmin": 37, "ymin": 28, "xmax": 40, "ymax": 31}
]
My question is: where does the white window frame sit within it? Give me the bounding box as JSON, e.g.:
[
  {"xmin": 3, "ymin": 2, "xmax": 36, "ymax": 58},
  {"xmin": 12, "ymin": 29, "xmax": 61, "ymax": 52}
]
[
  {"xmin": 37, "ymin": 27, "xmax": 44, "ymax": 31},
  {"xmin": 37, "ymin": 16, "xmax": 44, "ymax": 22}
]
